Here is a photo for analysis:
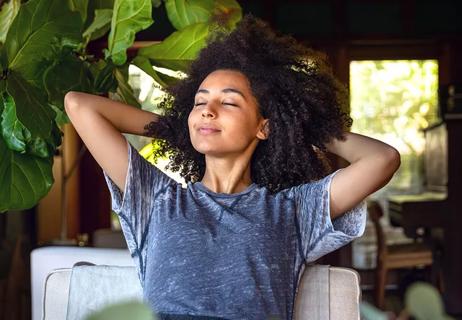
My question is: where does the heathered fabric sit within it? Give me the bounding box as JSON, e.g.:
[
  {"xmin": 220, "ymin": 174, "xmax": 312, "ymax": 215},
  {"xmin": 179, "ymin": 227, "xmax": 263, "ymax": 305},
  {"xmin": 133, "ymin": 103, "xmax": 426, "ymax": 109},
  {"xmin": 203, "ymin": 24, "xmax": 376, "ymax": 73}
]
[{"xmin": 103, "ymin": 139, "xmax": 366, "ymax": 320}]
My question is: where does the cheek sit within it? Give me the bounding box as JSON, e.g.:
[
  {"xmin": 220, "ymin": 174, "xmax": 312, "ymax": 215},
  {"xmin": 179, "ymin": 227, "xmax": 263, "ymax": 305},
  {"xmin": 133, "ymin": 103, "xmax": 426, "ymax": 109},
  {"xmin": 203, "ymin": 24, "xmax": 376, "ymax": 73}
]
[
  {"xmin": 227, "ymin": 120, "xmax": 259, "ymax": 144},
  {"xmin": 236, "ymin": 116, "xmax": 260, "ymax": 135},
  {"xmin": 187, "ymin": 111, "xmax": 195, "ymax": 133},
  {"xmin": 187, "ymin": 111, "xmax": 201, "ymax": 148}
]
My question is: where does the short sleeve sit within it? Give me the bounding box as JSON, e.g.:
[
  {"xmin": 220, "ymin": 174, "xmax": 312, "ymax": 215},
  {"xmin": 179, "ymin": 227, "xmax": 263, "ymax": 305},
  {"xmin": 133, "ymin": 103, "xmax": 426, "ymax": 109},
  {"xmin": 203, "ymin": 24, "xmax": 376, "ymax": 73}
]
[
  {"xmin": 292, "ymin": 169, "xmax": 367, "ymax": 263},
  {"xmin": 102, "ymin": 139, "xmax": 176, "ymax": 267}
]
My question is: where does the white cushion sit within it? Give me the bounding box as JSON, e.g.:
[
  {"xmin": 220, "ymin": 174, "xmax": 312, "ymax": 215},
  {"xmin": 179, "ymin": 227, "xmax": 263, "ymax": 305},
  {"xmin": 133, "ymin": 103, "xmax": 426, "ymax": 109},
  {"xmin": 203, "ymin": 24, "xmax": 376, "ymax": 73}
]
[
  {"xmin": 31, "ymin": 246, "xmax": 134, "ymax": 320},
  {"xmin": 66, "ymin": 265, "xmax": 143, "ymax": 320}
]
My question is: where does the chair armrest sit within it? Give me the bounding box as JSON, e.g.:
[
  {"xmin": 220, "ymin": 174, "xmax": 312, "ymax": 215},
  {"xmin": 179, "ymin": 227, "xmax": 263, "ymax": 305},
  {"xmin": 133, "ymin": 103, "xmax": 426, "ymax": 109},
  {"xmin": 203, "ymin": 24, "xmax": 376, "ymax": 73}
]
[
  {"xmin": 31, "ymin": 246, "xmax": 133, "ymax": 320},
  {"xmin": 294, "ymin": 265, "xmax": 361, "ymax": 320},
  {"xmin": 43, "ymin": 269, "xmax": 71, "ymax": 320}
]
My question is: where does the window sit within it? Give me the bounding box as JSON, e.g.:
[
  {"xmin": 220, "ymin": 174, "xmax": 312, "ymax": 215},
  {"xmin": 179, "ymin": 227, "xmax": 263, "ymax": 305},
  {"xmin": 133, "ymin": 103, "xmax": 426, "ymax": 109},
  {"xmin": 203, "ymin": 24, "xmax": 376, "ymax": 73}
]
[
  {"xmin": 350, "ymin": 60, "xmax": 439, "ymax": 195},
  {"xmin": 349, "ymin": 60, "xmax": 439, "ymax": 269}
]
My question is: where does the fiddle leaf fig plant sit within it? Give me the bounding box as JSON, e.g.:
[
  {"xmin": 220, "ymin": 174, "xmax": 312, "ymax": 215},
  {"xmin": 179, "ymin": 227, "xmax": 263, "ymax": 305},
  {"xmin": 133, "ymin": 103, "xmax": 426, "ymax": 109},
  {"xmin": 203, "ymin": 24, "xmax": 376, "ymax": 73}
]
[
  {"xmin": 104, "ymin": 0, "xmax": 153, "ymax": 65},
  {"xmin": 0, "ymin": 0, "xmax": 242, "ymax": 212},
  {"xmin": 0, "ymin": 0, "xmax": 20, "ymax": 45}
]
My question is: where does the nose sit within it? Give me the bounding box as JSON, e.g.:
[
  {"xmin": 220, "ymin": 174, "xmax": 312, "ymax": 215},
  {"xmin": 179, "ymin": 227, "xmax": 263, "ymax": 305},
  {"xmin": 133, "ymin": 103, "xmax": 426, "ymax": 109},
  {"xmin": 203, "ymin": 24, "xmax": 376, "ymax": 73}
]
[{"xmin": 201, "ymin": 105, "xmax": 216, "ymax": 119}]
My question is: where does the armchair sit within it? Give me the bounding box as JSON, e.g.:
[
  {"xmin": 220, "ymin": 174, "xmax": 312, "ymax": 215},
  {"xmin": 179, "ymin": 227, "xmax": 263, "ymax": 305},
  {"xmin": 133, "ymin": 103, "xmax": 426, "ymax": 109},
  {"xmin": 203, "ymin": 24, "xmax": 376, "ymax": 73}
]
[{"xmin": 32, "ymin": 247, "xmax": 361, "ymax": 320}]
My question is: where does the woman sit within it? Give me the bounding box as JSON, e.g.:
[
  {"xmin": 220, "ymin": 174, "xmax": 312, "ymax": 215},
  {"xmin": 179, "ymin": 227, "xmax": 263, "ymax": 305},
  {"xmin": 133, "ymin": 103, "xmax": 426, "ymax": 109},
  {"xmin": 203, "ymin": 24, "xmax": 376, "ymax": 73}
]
[{"xmin": 65, "ymin": 16, "xmax": 400, "ymax": 320}]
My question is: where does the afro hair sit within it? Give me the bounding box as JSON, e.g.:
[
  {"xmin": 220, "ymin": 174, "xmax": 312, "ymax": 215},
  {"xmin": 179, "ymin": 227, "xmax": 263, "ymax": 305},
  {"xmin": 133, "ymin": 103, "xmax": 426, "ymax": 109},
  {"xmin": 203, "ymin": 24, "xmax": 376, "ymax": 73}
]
[{"xmin": 144, "ymin": 15, "xmax": 352, "ymax": 193}]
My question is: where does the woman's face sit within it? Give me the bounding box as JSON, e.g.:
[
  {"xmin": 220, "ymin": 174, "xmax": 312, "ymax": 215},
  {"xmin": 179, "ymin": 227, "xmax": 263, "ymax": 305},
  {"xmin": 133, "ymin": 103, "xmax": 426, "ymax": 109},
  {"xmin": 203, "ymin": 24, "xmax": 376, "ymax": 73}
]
[{"xmin": 188, "ymin": 69, "xmax": 268, "ymax": 157}]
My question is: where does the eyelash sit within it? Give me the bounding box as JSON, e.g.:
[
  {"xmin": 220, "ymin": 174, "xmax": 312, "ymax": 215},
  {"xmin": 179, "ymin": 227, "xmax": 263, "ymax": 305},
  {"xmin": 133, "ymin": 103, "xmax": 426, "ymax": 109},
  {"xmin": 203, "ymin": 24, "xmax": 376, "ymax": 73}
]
[{"xmin": 194, "ymin": 102, "xmax": 238, "ymax": 107}]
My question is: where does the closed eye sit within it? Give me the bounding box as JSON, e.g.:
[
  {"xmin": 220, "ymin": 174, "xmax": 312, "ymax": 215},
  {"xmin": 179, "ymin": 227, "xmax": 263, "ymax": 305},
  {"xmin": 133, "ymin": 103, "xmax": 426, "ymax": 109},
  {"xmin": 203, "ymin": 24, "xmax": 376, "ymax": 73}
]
[{"xmin": 194, "ymin": 102, "xmax": 238, "ymax": 107}]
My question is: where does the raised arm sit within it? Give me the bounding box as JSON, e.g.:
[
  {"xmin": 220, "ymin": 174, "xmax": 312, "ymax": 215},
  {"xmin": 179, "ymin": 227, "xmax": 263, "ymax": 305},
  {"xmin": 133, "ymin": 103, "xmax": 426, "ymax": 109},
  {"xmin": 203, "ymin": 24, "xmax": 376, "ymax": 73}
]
[
  {"xmin": 64, "ymin": 91, "xmax": 159, "ymax": 191},
  {"xmin": 326, "ymin": 132, "xmax": 401, "ymax": 219}
]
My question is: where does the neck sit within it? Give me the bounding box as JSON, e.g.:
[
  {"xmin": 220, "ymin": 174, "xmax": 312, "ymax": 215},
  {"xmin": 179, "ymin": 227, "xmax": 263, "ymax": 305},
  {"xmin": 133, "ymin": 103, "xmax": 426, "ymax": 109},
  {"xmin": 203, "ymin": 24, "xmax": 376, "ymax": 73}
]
[{"xmin": 200, "ymin": 150, "xmax": 255, "ymax": 194}]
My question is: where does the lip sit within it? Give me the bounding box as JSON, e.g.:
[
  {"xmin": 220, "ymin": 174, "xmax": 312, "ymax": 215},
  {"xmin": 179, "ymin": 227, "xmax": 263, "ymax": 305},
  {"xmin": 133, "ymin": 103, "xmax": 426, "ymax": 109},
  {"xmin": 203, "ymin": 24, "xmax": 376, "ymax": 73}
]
[
  {"xmin": 197, "ymin": 124, "xmax": 221, "ymax": 135},
  {"xmin": 198, "ymin": 127, "xmax": 221, "ymax": 135}
]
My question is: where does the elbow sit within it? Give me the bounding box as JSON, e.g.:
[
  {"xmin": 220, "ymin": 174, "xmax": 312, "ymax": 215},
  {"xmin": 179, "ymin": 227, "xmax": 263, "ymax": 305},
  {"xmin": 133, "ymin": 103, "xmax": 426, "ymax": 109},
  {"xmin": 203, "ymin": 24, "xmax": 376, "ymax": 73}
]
[
  {"xmin": 384, "ymin": 146, "xmax": 401, "ymax": 174},
  {"xmin": 64, "ymin": 91, "xmax": 82, "ymax": 115}
]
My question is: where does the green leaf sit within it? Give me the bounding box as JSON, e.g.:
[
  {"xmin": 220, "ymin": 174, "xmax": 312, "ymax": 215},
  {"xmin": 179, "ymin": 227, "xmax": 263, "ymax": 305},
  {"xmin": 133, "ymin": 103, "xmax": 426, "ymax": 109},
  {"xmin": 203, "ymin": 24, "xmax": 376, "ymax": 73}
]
[
  {"xmin": 164, "ymin": 0, "xmax": 242, "ymax": 30},
  {"xmin": 83, "ymin": 9, "xmax": 113, "ymax": 42},
  {"xmin": 0, "ymin": 80, "xmax": 5, "ymax": 94},
  {"xmin": 0, "ymin": 136, "xmax": 54, "ymax": 212},
  {"xmin": 0, "ymin": 53, "xmax": 4, "ymax": 71},
  {"xmin": 152, "ymin": 0, "xmax": 162, "ymax": 8},
  {"xmin": 114, "ymin": 66, "xmax": 141, "ymax": 108},
  {"xmin": 140, "ymin": 140, "xmax": 166, "ymax": 164},
  {"xmin": 43, "ymin": 53, "xmax": 92, "ymax": 112},
  {"xmin": 105, "ymin": 0, "xmax": 153, "ymax": 65},
  {"xmin": 85, "ymin": 0, "xmax": 114, "ymax": 31},
  {"xmin": 5, "ymin": 72, "xmax": 56, "ymax": 158},
  {"xmin": 68, "ymin": 0, "xmax": 89, "ymax": 24},
  {"xmin": 214, "ymin": 0, "xmax": 242, "ymax": 30},
  {"xmin": 2, "ymin": 0, "xmax": 82, "ymax": 81},
  {"xmin": 85, "ymin": 301, "xmax": 155, "ymax": 320},
  {"xmin": 89, "ymin": 60, "xmax": 118, "ymax": 94},
  {"xmin": 132, "ymin": 56, "xmax": 178, "ymax": 88},
  {"xmin": 0, "ymin": 0, "xmax": 21, "ymax": 45},
  {"xmin": 94, "ymin": 0, "xmax": 115, "ymax": 9},
  {"xmin": 138, "ymin": 22, "xmax": 210, "ymax": 72},
  {"xmin": 165, "ymin": 0, "xmax": 214, "ymax": 30},
  {"xmin": 1, "ymin": 91, "xmax": 31, "ymax": 153},
  {"xmin": 48, "ymin": 104, "xmax": 69, "ymax": 127}
]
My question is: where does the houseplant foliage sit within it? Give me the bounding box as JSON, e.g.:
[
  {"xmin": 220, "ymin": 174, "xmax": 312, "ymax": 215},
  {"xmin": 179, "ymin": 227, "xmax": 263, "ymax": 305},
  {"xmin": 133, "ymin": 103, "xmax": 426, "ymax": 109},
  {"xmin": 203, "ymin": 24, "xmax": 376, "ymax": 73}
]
[
  {"xmin": 0, "ymin": 0, "xmax": 242, "ymax": 212},
  {"xmin": 86, "ymin": 301, "xmax": 156, "ymax": 320}
]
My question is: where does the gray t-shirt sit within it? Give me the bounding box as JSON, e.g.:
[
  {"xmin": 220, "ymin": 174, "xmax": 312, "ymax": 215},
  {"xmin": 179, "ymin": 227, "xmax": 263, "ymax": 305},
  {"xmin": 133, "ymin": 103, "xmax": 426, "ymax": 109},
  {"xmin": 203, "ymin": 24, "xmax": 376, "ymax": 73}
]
[{"xmin": 103, "ymin": 140, "xmax": 366, "ymax": 320}]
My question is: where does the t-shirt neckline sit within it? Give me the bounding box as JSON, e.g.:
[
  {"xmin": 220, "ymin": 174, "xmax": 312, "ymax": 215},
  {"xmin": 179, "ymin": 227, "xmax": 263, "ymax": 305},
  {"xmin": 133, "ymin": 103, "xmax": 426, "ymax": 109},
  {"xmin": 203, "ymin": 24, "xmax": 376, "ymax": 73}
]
[{"xmin": 192, "ymin": 181, "xmax": 257, "ymax": 198}]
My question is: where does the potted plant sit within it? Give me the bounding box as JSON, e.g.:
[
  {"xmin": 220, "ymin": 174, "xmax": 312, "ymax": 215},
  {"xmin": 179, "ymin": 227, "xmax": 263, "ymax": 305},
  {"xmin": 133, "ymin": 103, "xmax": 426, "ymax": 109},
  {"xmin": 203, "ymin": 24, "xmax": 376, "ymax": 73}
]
[{"xmin": 0, "ymin": 0, "xmax": 242, "ymax": 213}]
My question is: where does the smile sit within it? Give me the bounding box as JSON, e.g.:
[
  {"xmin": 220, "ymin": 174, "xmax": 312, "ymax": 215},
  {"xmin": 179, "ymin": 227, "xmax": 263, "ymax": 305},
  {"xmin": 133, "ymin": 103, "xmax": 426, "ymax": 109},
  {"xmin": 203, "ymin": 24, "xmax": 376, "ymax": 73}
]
[{"xmin": 198, "ymin": 127, "xmax": 221, "ymax": 135}]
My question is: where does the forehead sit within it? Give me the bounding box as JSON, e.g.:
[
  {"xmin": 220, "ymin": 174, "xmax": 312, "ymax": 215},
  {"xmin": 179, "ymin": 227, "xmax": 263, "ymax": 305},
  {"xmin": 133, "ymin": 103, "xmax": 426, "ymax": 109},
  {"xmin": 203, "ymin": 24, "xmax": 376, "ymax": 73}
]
[{"xmin": 199, "ymin": 69, "xmax": 250, "ymax": 90}]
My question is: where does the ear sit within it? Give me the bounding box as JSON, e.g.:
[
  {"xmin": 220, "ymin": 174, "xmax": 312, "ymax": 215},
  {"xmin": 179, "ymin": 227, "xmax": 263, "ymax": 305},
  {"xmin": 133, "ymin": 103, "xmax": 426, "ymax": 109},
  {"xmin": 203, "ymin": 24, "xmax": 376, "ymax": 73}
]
[{"xmin": 256, "ymin": 119, "xmax": 269, "ymax": 140}]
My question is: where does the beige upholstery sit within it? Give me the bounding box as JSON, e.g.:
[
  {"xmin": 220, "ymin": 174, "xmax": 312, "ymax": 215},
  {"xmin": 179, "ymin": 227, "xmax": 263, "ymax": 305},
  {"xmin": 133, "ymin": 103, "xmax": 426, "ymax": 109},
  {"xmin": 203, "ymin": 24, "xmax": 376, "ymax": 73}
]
[
  {"xmin": 294, "ymin": 265, "xmax": 361, "ymax": 319},
  {"xmin": 42, "ymin": 264, "xmax": 361, "ymax": 320}
]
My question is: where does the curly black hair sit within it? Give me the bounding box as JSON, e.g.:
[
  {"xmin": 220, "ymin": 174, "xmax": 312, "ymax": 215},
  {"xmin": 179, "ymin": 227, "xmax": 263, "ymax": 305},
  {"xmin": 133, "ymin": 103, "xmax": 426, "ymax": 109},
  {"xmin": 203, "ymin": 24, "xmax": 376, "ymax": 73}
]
[{"xmin": 144, "ymin": 15, "xmax": 352, "ymax": 193}]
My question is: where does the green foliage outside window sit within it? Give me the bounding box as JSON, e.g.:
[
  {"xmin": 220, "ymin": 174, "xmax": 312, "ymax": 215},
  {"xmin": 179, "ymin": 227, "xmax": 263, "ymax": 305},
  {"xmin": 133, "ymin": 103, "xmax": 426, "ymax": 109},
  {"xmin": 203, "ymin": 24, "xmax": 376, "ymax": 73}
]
[{"xmin": 350, "ymin": 60, "xmax": 439, "ymax": 193}]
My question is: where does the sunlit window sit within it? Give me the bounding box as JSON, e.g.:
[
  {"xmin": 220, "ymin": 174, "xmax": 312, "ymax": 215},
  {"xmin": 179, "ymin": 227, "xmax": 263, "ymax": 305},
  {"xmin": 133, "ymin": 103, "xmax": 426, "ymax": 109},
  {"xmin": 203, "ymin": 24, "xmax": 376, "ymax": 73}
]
[
  {"xmin": 350, "ymin": 60, "xmax": 439, "ymax": 194},
  {"xmin": 350, "ymin": 60, "xmax": 440, "ymax": 269}
]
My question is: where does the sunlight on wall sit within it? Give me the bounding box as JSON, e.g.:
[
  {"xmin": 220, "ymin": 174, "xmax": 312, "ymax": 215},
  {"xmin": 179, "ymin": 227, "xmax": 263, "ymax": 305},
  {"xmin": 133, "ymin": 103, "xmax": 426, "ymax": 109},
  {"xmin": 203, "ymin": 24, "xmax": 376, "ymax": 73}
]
[{"xmin": 125, "ymin": 64, "xmax": 186, "ymax": 185}]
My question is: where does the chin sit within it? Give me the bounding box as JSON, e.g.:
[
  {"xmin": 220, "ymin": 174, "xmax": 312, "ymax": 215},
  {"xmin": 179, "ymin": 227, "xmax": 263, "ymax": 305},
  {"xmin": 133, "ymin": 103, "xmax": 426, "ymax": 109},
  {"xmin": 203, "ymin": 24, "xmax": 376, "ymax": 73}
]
[
  {"xmin": 192, "ymin": 144, "xmax": 228, "ymax": 157},
  {"xmin": 194, "ymin": 147, "xmax": 223, "ymax": 156}
]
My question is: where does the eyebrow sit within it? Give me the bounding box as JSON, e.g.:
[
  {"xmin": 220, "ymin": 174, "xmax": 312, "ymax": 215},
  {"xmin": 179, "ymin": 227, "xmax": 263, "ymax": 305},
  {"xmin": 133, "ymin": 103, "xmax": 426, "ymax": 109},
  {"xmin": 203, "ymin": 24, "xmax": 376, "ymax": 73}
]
[{"xmin": 196, "ymin": 88, "xmax": 247, "ymax": 100}]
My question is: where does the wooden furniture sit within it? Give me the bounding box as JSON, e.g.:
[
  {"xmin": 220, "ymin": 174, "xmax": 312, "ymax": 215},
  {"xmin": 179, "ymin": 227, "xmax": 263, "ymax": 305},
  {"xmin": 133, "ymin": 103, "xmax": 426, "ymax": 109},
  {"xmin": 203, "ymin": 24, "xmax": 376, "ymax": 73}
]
[
  {"xmin": 387, "ymin": 116, "xmax": 462, "ymax": 315},
  {"xmin": 368, "ymin": 200, "xmax": 433, "ymax": 309}
]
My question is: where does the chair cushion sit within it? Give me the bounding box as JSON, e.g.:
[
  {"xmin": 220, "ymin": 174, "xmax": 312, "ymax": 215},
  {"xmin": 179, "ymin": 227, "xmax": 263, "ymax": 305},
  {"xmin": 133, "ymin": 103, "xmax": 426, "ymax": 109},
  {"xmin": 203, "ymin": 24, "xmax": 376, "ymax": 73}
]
[
  {"xmin": 43, "ymin": 264, "xmax": 361, "ymax": 320},
  {"xmin": 66, "ymin": 265, "xmax": 143, "ymax": 320},
  {"xmin": 294, "ymin": 265, "xmax": 361, "ymax": 320}
]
